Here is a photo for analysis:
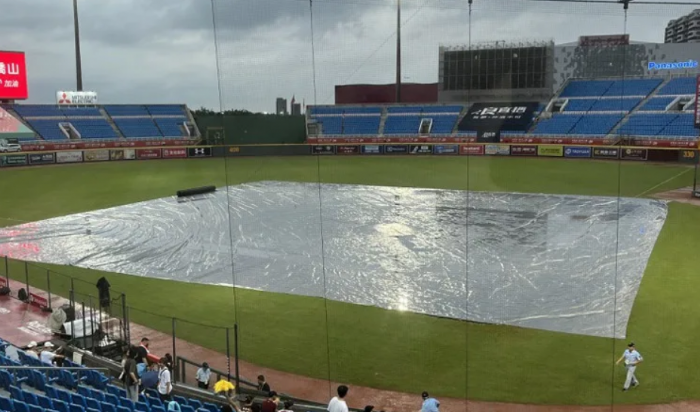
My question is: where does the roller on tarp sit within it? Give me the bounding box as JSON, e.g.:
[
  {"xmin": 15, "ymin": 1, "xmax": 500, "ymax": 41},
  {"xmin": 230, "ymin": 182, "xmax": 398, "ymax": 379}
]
[{"xmin": 177, "ymin": 186, "xmax": 216, "ymax": 198}]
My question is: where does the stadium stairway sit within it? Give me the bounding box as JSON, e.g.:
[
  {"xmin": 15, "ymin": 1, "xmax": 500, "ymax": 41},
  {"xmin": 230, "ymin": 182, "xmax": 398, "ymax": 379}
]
[
  {"xmin": 377, "ymin": 108, "xmax": 388, "ymax": 137},
  {"xmin": 99, "ymin": 107, "xmax": 125, "ymax": 139}
]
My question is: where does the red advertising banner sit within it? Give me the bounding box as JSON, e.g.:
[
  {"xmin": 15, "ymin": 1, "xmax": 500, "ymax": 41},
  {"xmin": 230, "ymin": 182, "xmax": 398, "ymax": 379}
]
[
  {"xmin": 460, "ymin": 145, "xmax": 484, "ymax": 155},
  {"xmin": 20, "ymin": 139, "xmax": 198, "ymax": 152},
  {"xmin": 162, "ymin": 148, "xmax": 188, "ymax": 158},
  {"xmin": 136, "ymin": 149, "xmax": 162, "ymax": 160},
  {"xmin": 0, "ymin": 51, "xmax": 28, "ymax": 100}
]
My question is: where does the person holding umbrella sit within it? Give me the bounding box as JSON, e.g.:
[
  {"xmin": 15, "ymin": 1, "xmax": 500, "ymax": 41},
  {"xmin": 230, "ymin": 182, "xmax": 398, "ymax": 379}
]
[{"xmin": 215, "ymin": 379, "xmax": 239, "ymax": 412}]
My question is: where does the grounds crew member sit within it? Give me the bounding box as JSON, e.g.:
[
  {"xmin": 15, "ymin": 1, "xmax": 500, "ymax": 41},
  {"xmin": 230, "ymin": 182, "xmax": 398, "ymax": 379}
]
[{"xmin": 616, "ymin": 342, "xmax": 643, "ymax": 391}]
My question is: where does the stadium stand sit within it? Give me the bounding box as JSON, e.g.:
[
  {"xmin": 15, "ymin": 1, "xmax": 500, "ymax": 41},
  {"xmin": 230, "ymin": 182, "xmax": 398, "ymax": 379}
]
[
  {"xmin": 307, "ymin": 77, "xmax": 698, "ymax": 142},
  {"xmin": 6, "ymin": 104, "xmax": 195, "ymax": 142},
  {"xmin": 0, "ymin": 337, "xmax": 225, "ymax": 412}
]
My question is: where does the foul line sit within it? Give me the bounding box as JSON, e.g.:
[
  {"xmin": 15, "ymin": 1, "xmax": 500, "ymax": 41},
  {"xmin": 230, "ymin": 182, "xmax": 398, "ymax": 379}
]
[{"xmin": 635, "ymin": 168, "xmax": 693, "ymax": 198}]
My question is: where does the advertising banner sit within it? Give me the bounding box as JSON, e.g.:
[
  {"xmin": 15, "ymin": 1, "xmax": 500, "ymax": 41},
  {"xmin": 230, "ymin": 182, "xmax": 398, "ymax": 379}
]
[
  {"xmin": 459, "ymin": 102, "xmax": 539, "ymax": 132},
  {"xmin": 56, "ymin": 91, "xmax": 98, "ymax": 105},
  {"xmin": 476, "ymin": 129, "xmax": 501, "ymax": 143},
  {"xmin": 361, "ymin": 145, "xmax": 383, "ymax": 154},
  {"xmin": 433, "ymin": 145, "xmax": 459, "ymax": 155},
  {"xmin": 564, "ymin": 146, "xmax": 592, "ymax": 158},
  {"xmin": 592, "ymin": 147, "xmax": 620, "ymax": 159},
  {"xmin": 109, "ymin": 149, "xmax": 136, "ymax": 160},
  {"xmin": 384, "ymin": 145, "xmax": 409, "ymax": 154},
  {"xmin": 537, "ymin": 145, "xmax": 564, "ymax": 157},
  {"xmin": 188, "ymin": 147, "xmax": 212, "ymax": 157},
  {"xmin": 0, "ymin": 51, "xmax": 28, "ymax": 100},
  {"xmin": 460, "ymin": 145, "xmax": 484, "ymax": 155},
  {"xmin": 310, "ymin": 145, "xmax": 335, "ymax": 155},
  {"xmin": 336, "ymin": 145, "xmax": 359, "ymax": 155},
  {"xmin": 20, "ymin": 139, "xmax": 198, "ymax": 152},
  {"xmin": 84, "ymin": 149, "xmax": 110, "ymax": 162},
  {"xmin": 0, "ymin": 154, "xmax": 27, "ymax": 167},
  {"xmin": 484, "ymin": 144, "xmax": 510, "ymax": 155},
  {"xmin": 163, "ymin": 148, "xmax": 188, "ymax": 159},
  {"xmin": 510, "ymin": 145, "xmax": 537, "ymax": 156},
  {"xmin": 28, "ymin": 153, "xmax": 55, "ymax": 165},
  {"xmin": 620, "ymin": 148, "xmax": 648, "ymax": 161},
  {"xmin": 409, "ymin": 145, "xmax": 432, "ymax": 154},
  {"xmin": 136, "ymin": 149, "xmax": 162, "ymax": 160},
  {"xmin": 56, "ymin": 151, "xmax": 83, "ymax": 164}
]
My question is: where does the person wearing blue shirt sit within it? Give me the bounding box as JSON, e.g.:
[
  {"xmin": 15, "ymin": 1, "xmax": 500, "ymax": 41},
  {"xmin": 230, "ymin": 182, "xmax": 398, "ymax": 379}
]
[
  {"xmin": 420, "ymin": 392, "xmax": 439, "ymax": 412},
  {"xmin": 616, "ymin": 342, "xmax": 643, "ymax": 391}
]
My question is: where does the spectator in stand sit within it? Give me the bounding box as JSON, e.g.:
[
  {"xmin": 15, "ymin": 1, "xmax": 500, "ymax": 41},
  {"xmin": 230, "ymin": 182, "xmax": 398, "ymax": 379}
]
[
  {"xmin": 25, "ymin": 342, "xmax": 39, "ymax": 360},
  {"xmin": 257, "ymin": 375, "xmax": 271, "ymax": 393},
  {"xmin": 261, "ymin": 391, "xmax": 279, "ymax": 412},
  {"xmin": 134, "ymin": 337, "xmax": 150, "ymax": 365},
  {"xmin": 327, "ymin": 385, "xmax": 349, "ymax": 412},
  {"xmin": 157, "ymin": 357, "xmax": 173, "ymax": 402},
  {"xmin": 122, "ymin": 347, "xmax": 140, "ymax": 403},
  {"xmin": 239, "ymin": 396, "xmax": 254, "ymax": 412},
  {"xmin": 196, "ymin": 362, "xmax": 212, "ymax": 390},
  {"xmin": 279, "ymin": 400, "xmax": 294, "ymax": 412},
  {"xmin": 164, "ymin": 353, "xmax": 174, "ymax": 371},
  {"xmin": 214, "ymin": 379, "xmax": 240, "ymax": 412},
  {"xmin": 420, "ymin": 392, "xmax": 440, "ymax": 412},
  {"xmin": 40, "ymin": 342, "xmax": 65, "ymax": 366}
]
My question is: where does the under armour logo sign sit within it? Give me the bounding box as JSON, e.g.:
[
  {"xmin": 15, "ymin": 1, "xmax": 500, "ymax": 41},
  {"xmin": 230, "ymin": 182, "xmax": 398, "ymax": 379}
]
[{"xmin": 194, "ymin": 148, "xmax": 205, "ymax": 155}]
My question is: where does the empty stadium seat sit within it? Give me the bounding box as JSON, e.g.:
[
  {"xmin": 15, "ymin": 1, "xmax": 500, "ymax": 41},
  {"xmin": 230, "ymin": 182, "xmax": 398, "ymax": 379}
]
[
  {"xmin": 146, "ymin": 105, "xmax": 186, "ymax": 116},
  {"xmin": 563, "ymin": 99, "xmax": 596, "ymax": 112},
  {"xmin": 559, "ymin": 80, "xmax": 614, "ymax": 98},
  {"xmin": 61, "ymin": 107, "xmax": 102, "ymax": 117},
  {"xmin": 602, "ymin": 79, "xmax": 663, "ymax": 97},
  {"xmin": 589, "ymin": 98, "xmax": 641, "ymax": 112},
  {"xmin": 26, "ymin": 120, "xmax": 68, "ymax": 140},
  {"xmin": 639, "ymin": 97, "xmax": 676, "ymax": 111},
  {"xmin": 383, "ymin": 116, "xmax": 422, "ymax": 135},
  {"xmin": 531, "ymin": 114, "xmax": 581, "ymax": 134},
  {"xmin": 657, "ymin": 77, "xmax": 696, "ymax": 95},
  {"xmin": 13, "ymin": 105, "xmax": 65, "ymax": 118},
  {"xmin": 69, "ymin": 120, "xmax": 119, "ymax": 139},
  {"xmin": 617, "ymin": 113, "xmax": 678, "ymax": 136},
  {"xmin": 569, "ymin": 114, "xmax": 623, "ymax": 135},
  {"xmin": 103, "ymin": 105, "xmax": 151, "ymax": 117},
  {"xmin": 113, "ymin": 118, "xmax": 161, "ymax": 138},
  {"xmin": 154, "ymin": 118, "xmax": 187, "ymax": 137}
]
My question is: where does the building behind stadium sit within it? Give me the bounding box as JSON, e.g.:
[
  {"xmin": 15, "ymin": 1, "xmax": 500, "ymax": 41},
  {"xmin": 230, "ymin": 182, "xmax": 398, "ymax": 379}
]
[{"xmin": 335, "ymin": 34, "xmax": 700, "ymax": 105}]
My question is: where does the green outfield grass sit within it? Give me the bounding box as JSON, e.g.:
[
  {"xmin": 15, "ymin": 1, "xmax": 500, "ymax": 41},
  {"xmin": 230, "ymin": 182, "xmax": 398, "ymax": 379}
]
[{"xmin": 1, "ymin": 157, "xmax": 699, "ymax": 405}]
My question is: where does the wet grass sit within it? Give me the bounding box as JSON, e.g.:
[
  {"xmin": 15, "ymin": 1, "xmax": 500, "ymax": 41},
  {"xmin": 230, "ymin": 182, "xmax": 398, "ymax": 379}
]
[{"xmin": 0, "ymin": 156, "xmax": 698, "ymax": 405}]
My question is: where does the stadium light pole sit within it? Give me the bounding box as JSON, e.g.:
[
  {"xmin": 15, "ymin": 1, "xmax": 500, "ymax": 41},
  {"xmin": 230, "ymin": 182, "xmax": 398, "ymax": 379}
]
[
  {"xmin": 396, "ymin": 0, "xmax": 402, "ymax": 103},
  {"xmin": 73, "ymin": 0, "xmax": 84, "ymax": 91}
]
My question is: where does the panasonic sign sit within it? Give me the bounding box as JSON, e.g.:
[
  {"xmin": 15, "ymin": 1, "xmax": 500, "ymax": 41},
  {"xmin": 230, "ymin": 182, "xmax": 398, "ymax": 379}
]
[{"xmin": 647, "ymin": 60, "xmax": 699, "ymax": 71}]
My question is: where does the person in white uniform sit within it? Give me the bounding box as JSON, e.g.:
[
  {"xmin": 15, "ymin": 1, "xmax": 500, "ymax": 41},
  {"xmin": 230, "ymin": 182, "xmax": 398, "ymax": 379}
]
[{"xmin": 616, "ymin": 342, "xmax": 643, "ymax": 391}]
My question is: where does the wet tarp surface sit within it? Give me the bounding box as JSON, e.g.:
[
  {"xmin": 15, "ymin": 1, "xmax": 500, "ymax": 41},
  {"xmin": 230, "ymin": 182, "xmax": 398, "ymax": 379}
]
[{"xmin": 0, "ymin": 181, "xmax": 667, "ymax": 338}]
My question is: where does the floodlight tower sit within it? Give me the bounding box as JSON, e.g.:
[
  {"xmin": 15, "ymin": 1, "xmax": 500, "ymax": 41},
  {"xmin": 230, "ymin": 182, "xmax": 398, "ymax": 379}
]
[
  {"xmin": 396, "ymin": 0, "xmax": 402, "ymax": 103},
  {"xmin": 73, "ymin": 0, "xmax": 84, "ymax": 91}
]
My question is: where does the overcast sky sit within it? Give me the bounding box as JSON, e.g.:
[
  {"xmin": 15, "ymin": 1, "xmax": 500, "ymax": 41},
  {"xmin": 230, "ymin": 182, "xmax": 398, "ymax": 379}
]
[{"xmin": 0, "ymin": 0, "xmax": 696, "ymax": 112}]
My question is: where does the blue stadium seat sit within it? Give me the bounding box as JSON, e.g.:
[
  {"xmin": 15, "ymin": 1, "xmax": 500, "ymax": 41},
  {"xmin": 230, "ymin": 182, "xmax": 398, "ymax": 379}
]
[
  {"xmin": 146, "ymin": 105, "xmax": 185, "ymax": 116},
  {"xmin": 28, "ymin": 404, "xmax": 43, "ymax": 412},
  {"xmin": 563, "ymin": 99, "xmax": 595, "ymax": 112},
  {"xmin": 602, "ymin": 78, "xmax": 662, "ymax": 97},
  {"xmin": 13, "ymin": 400, "xmax": 30, "ymax": 412},
  {"xmin": 135, "ymin": 402, "xmax": 149, "ymax": 412},
  {"xmin": 113, "ymin": 119, "xmax": 162, "ymax": 138},
  {"xmin": 430, "ymin": 116, "xmax": 459, "ymax": 134},
  {"xmin": 154, "ymin": 118, "xmax": 187, "ymax": 137},
  {"xmin": 0, "ymin": 370, "xmax": 12, "ymax": 391},
  {"xmin": 118, "ymin": 398, "xmax": 134, "ymax": 411},
  {"xmin": 61, "ymin": 107, "xmax": 102, "ymax": 117},
  {"xmin": 27, "ymin": 120, "xmax": 68, "ymax": 140},
  {"xmin": 116, "ymin": 406, "xmax": 130, "ymax": 412},
  {"xmin": 0, "ymin": 396, "xmax": 12, "ymax": 412},
  {"xmin": 36, "ymin": 394, "xmax": 54, "ymax": 410},
  {"xmin": 181, "ymin": 405, "xmax": 196, "ymax": 412},
  {"xmin": 589, "ymin": 98, "xmax": 641, "ymax": 112},
  {"xmin": 100, "ymin": 402, "xmax": 117, "ymax": 412},
  {"xmin": 559, "ymin": 80, "xmax": 614, "ymax": 98},
  {"xmin": 531, "ymin": 114, "xmax": 581, "ymax": 134},
  {"xmin": 104, "ymin": 393, "xmax": 120, "ymax": 407},
  {"xmin": 20, "ymin": 391, "xmax": 36, "ymax": 406},
  {"xmin": 617, "ymin": 113, "xmax": 678, "ymax": 136},
  {"xmin": 13, "ymin": 105, "xmax": 65, "ymax": 117},
  {"xmin": 341, "ymin": 116, "xmax": 381, "ymax": 135},
  {"xmin": 9, "ymin": 385, "xmax": 24, "ymax": 402},
  {"xmin": 314, "ymin": 116, "xmax": 342, "ymax": 135},
  {"xmin": 657, "ymin": 77, "xmax": 696, "ymax": 95},
  {"xmin": 383, "ymin": 115, "xmax": 422, "ymax": 135},
  {"xmin": 71, "ymin": 393, "xmax": 87, "ymax": 409},
  {"xmin": 85, "ymin": 398, "xmax": 102, "ymax": 412},
  {"xmin": 70, "ymin": 404, "xmax": 86, "ymax": 412},
  {"xmin": 69, "ymin": 119, "xmax": 119, "ymax": 139},
  {"xmin": 103, "ymin": 105, "xmax": 150, "ymax": 117},
  {"xmin": 51, "ymin": 399, "xmax": 70, "ymax": 412},
  {"xmin": 187, "ymin": 399, "xmax": 203, "ymax": 410},
  {"xmin": 639, "ymin": 97, "xmax": 676, "ymax": 111}
]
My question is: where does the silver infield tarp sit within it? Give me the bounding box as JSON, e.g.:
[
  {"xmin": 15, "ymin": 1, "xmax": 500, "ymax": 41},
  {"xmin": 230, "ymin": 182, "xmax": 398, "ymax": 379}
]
[{"xmin": 0, "ymin": 181, "xmax": 668, "ymax": 339}]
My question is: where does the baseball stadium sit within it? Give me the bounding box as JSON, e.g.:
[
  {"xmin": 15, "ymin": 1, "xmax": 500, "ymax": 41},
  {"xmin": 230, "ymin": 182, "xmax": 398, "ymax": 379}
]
[{"xmin": 2, "ymin": 0, "xmax": 700, "ymax": 411}]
